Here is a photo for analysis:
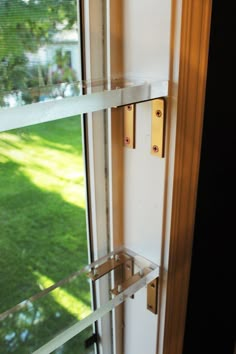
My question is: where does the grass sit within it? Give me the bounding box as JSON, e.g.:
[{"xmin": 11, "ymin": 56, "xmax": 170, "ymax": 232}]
[{"xmin": 0, "ymin": 116, "xmax": 93, "ymax": 353}]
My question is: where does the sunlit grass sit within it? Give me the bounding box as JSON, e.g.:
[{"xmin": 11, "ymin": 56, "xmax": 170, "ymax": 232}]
[
  {"xmin": 34, "ymin": 272, "xmax": 91, "ymax": 321},
  {"xmin": 0, "ymin": 127, "xmax": 86, "ymax": 209}
]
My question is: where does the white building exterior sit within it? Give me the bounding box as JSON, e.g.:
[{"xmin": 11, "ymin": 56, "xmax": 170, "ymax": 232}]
[{"xmin": 26, "ymin": 29, "xmax": 81, "ymax": 81}]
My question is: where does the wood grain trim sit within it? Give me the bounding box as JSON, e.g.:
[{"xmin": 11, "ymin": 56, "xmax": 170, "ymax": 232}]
[{"xmin": 161, "ymin": 2, "xmax": 212, "ymax": 354}]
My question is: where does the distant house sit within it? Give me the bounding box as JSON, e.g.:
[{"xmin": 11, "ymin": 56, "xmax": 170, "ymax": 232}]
[
  {"xmin": 2, "ymin": 28, "xmax": 81, "ymax": 107},
  {"xmin": 26, "ymin": 28, "xmax": 81, "ymax": 81}
]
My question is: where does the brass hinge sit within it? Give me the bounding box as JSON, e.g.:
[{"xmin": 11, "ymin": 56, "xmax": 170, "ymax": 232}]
[
  {"xmin": 87, "ymin": 253, "xmax": 132, "ymax": 281},
  {"xmin": 151, "ymin": 98, "xmax": 165, "ymax": 157},
  {"xmin": 122, "ymin": 99, "xmax": 165, "ymax": 157},
  {"xmin": 123, "ymin": 104, "xmax": 136, "ymax": 149},
  {"xmin": 147, "ymin": 277, "xmax": 159, "ymax": 314}
]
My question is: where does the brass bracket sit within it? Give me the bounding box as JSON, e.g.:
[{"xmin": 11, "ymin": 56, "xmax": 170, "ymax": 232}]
[
  {"xmin": 110, "ymin": 267, "xmax": 152, "ymax": 295},
  {"xmin": 87, "ymin": 250, "xmax": 159, "ymax": 315},
  {"xmin": 151, "ymin": 98, "xmax": 165, "ymax": 157},
  {"xmin": 87, "ymin": 253, "xmax": 131, "ymax": 281},
  {"xmin": 147, "ymin": 277, "xmax": 159, "ymax": 314},
  {"xmin": 111, "ymin": 272, "xmax": 141, "ymax": 295},
  {"xmin": 123, "ymin": 104, "xmax": 135, "ymax": 149}
]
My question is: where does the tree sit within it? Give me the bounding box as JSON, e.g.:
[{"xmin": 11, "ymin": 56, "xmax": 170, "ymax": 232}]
[{"xmin": 0, "ymin": 0, "xmax": 77, "ymax": 105}]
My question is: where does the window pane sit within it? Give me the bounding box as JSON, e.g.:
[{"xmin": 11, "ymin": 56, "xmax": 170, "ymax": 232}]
[
  {"xmin": 0, "ymin": 0, "xmax": 81, "ymax": 108},
  {"xmin": 0, "ymin": 116, "xmax": 95, "ymax": 353},
  {"xmin": 51, "ymin": 328, "xmax": 96, "ymax": 354}
]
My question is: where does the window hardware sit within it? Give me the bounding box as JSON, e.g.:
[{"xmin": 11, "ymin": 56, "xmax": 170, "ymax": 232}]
[
  {"xmin": 0, "ymin": 80, "xmax": 168, "ymax": 133},
  {"xmin": 151, "ymin": 98, "xmax": 165, "ymax": 157},
  {"xmin": 110, "ymin": 268, "xmax": 152, "ymax": 295},
  {"xmin": 147, "ymin": 277, "xmax": 159, "ymax": 314},
  {"xmin": 123, "ymin": 104, "xmax": 136, "ymax": 149},
  {"xmin": 87, "ymin": 252, "xmax": 132, "ymax": 281},
  {"xmin": 88, "ymin": 249, "xmax": 159, "ymax": 315},
  {"xmin": 1, "ymin": 247, "xmax": 159, "ymax": 354},
  {"xmin": 85, "ymin": 333, "xmax": 98, "ymax": 348}
]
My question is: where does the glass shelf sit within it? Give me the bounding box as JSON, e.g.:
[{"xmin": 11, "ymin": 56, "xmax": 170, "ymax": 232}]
[
  {"xmin": 0, "ymin": 79, "xmax": 168, "ymax": 133},
  {"xmin": 0, "ymin": 247, "xmax": 159, "ymax": 354}
]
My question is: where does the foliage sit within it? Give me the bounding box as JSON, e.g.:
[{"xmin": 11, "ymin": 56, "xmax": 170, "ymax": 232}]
[
  {"xmin": 0, "ymin": 55, "xmax": 29, "ymax": 106},
  {"xmin": 0, "ymin": 0, "xmax": 78, "ymax": 104},
  {"xmin": 0, "ymin": 0, "xmax": 77, "ymax": 57}
]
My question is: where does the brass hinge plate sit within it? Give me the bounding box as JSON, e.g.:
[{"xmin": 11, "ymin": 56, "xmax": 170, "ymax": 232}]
[
  {"xmin": 87, "ymin": 253, "xmax": 131, "ymax": 281},
  {"xmin": 124, "ymin": 104, "xmax": 135, "ymax": 148},
  {"xmin": 147, "ymin": 277, "xmax": 159, "ymax": 314},
  {"xmin": 151, "ymin": 98, "xmax": 165, "ymax": 157},
  {"xmin": 110, "ymin": 267, "xmax": 152, "ymax": 295}
]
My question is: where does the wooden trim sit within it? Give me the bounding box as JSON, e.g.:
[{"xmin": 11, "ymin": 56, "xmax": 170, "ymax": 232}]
[{"xmin": 160, "ymin": 1, "xmax": 212, "ymax": 354}]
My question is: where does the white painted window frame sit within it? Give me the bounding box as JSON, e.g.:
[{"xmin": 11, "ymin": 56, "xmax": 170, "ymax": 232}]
[{"xmin": 80, "ymin": 1, "xmax": 113, "ymax": 353}]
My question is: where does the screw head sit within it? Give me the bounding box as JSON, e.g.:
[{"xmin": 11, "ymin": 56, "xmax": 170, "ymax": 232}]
[
  {"xmin": 124, "ymin": 137, "xmax": 130, "ymax": 145},
  {"xmin": 115, "ymin": 254, "xmax": 120, "ymax": 262},
  {"xmin": 117, "ymin": 284, "xmax": 122, "ymax": 293},
  {"xmin": 93, "ymin": 266, "xmax": 99, "ymax": 276},
  {"xmin": 127, "ymin": 105, "xmax": 132, "ymax": 111},
  {"xmin": 152, "ymin": 145, "xmax": 159, "ymax": 153},
  {"xmin": 156, "ymin": 109, "xmax": 162, "ymax": 118}
]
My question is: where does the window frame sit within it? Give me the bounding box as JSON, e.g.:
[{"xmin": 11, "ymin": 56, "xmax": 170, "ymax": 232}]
[
  {"xmin": 0, "ymin": 0, "xmax": 114, "ymax": 352},
  {"xmin": 0, "ymin": 0, "xmax": 213, "ymax": 353}
]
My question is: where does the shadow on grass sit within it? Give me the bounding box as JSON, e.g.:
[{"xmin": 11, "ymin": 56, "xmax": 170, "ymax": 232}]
[
  {"xmin": 0, "ymin": 160, "xmax": 92, "ymax": 354},
  {"xmin": 10, "ymin": 117, "xmax": 84, "ymax": 155}
]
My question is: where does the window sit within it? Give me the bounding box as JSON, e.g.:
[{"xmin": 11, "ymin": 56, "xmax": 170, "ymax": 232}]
[
  {"xmin": 0, "ymin": 1, "xmax": 201, "ymax": 354},
  {"xmin": 0, "ymin": 1, "xmax": 98, "ymax": 353}
]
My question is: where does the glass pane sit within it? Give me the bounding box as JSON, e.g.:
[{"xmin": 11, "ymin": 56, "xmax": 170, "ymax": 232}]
[
  {"xmin": 0, "ymin": 273, "xmax": 94, "ymax": 353},
  {"xmin": 0, "ymin": 0, "xmax": 81, "ymax": 108},
  {"xmin": 51, "ymin": 328, "xmax": 95, "ymax": 354},
  {"xmin": 0, "ymin": 247, "xmax": 159, "ymax": 353},
  {"xmin": 0, "ymin": 116, "xmax": 95, "ymax": 353}
]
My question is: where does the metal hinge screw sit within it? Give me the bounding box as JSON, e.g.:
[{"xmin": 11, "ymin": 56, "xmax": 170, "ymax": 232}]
[
  {"xmin": 115, "ymin": 254, "xmax": 120, "ymax": 262},
  {"xmin": 152, "ymin": 145, "xmax": 159, "ymax": 153},
  {"xmin": 124, "ymin": 136, "xmax": 130, "ymax": 145},
  {"xmin": 155, "ymin": 109, "xmax": 162, "ymax": 118},
  {"xmin": 117, "ymin": 284, "xmax": 123, "ymax": 293}
]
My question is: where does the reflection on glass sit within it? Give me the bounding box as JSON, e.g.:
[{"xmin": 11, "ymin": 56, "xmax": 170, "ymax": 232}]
[
  {"xmin": 0, "ymin": 247, "xmax": 159, "ymax": 353},
  {"xmin": 0, "ymin": 273, "xmax": 94, "ymax": 354},
  {"xmin": 0, "ymin": 0, "xmax": 81, "ymax": 108},
  {"xmin": 0, "ymin": 116, "xmax": 95, "ymax": 353},
  {"xmin": 51, "ymin": 328, "xmax": 95, "ymax": 354}
]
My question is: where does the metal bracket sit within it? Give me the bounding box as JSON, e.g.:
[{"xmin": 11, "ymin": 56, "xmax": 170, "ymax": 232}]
[
  {"xmin": 87, "ymin": 253, "xmax": 131, "ymax": 281},
  {"xmin": 147, "ymin": 277, "xmax": 159, "ymax": 314},
  {"xmin": 151, "ymin": 98, "xmax": 165, "ymax": 157},
  {"xmin": 87, "ymin": 250, "xmax": 159, "ymax": 315},
  {"xmin": 110, "ymin": 267, "xmax": 152, "ymax": 295},
  {"xmin": 123, "ymin": 104, "xmax": 136, "ymax": 148}
]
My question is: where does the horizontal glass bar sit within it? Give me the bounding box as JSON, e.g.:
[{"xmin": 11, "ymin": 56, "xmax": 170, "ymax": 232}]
[
  {"xmin": 0, "ymin": 247, "xmax": 159, "ymax": 354},
  {"xmin": 0, "ymin": 79, "xmax": 168, "ymax": 133}
]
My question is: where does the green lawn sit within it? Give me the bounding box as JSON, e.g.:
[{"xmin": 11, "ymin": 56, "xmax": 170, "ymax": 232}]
[{"xmin": 0, "ymin": 116, "xmax": 93, "ymax": 353}]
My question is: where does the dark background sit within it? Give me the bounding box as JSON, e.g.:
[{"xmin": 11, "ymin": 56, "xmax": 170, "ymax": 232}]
[{"xmin": 183, "ymin": 2, "xmax": 235, "ymax": 354}]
